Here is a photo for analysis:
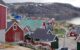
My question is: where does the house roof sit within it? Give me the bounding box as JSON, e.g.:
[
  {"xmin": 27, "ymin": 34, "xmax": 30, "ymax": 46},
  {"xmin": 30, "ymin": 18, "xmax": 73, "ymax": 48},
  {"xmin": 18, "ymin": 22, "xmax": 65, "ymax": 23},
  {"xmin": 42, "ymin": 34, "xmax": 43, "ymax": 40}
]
[
  {"xmin": 6, "ymin": 21, "xmax": 13, "ymax": 30},
  {"xmin": 75, "ymin": 26, "xmax": 80, "ymax": 34},
  {"xmin": 6, "ymin": 19, "xmax": 19, "ymax": 30},
  {"xmin": 6, "ymin": 21, "xmax": 24, "ymax": 33},
  {"xmin": 19, "ymin": 18, "xmax": 43, "ymax": 31},
  {"xmin": 30, "ymin": 28, "xmax": 57, "ymax": 41},
  {"xmin": 7, "ymin": 21, "xmax": 13, "ymax": 28}
]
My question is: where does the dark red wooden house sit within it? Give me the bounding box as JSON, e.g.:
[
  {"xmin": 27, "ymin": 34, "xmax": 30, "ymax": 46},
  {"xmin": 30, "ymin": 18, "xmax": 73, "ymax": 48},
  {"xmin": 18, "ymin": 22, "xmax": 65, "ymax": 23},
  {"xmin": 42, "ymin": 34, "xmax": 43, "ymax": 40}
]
[
  {"xmin": 0, "ymin": 4, "xmax": 7, "ymax": 29},
  {"xmin": 0, "ymin": 4, "xmax": 7, "ymax": 42},
  {"xmin": 5, "ymin": 22, "xmax": 24, "ymax": 42},
  {"xmin": 69, "ymin": 31, "xmax": 77, "ymax": 37}
]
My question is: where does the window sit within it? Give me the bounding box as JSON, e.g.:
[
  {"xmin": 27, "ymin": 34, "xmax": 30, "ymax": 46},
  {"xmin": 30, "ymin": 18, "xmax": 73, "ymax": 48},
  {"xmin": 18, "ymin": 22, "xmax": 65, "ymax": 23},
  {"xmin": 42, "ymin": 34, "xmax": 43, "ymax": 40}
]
[
  {"xmin": 13, "ymin": 25, "xmax": 17, "ymax": 30},
  {"xmin": 35, "ymin": 38, "xmax": 40, "ymax": 41}
]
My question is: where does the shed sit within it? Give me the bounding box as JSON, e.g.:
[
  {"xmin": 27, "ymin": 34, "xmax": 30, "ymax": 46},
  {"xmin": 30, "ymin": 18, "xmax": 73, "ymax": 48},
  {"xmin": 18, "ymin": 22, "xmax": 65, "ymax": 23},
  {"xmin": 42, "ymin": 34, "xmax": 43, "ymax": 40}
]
[{"xmin": 5, "ymin": 22, "xmax": 24, "ymax": 42}]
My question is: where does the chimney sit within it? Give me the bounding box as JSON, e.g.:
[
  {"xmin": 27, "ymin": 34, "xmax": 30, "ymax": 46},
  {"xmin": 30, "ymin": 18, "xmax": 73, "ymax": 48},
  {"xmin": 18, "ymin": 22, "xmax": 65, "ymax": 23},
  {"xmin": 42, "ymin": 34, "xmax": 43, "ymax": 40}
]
[{"xmin": 42, "ymin": 22, "xmax": 46, "ymax": 29}]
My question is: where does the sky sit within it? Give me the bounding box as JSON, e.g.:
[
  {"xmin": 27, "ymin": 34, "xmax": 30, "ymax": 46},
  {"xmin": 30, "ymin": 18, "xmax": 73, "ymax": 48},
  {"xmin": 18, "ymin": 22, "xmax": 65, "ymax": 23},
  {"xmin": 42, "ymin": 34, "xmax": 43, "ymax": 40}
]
[{"xmin": 3, "ymin": 0, "xmax": 80, "ymax": 7}]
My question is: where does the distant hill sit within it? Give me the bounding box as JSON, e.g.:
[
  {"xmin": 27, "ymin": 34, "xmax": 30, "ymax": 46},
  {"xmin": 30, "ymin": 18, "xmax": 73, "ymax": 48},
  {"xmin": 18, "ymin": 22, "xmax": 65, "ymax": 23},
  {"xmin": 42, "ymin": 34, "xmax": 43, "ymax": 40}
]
[
  {"xmin": 0, "ymin": 0, "xmax": 6, "ymax": 5},
  {"xmin": 7, "ymin": 2, "xmax": 80, "ymax": 20}
]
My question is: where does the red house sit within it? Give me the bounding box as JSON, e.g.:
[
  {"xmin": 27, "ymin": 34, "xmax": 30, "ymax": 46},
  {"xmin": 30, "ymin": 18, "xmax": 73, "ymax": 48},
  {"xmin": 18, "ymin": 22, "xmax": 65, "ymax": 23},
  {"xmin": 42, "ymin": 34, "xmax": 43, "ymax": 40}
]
[
  {"xmin": 0, "ymin": 4, "xmax": 7, "ymax": 42},
  {"xmin": 69, "ymin": 32, "xmax": 77, "ymax": 37},
  {"xmin": 0, "ymin": 4, "xmax": 7, "ymax": 29},
  {"xmin": 5, "ymin": 22, "xmax": 24, "ymax": 42}
]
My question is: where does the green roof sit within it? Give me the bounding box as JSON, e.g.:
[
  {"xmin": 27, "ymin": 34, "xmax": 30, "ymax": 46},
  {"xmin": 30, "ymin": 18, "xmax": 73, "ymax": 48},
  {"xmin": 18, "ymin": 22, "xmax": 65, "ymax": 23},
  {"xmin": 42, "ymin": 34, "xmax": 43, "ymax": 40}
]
[{"xmin": 19, "ymin": 18, "xmax": 43, "ymax": 30}]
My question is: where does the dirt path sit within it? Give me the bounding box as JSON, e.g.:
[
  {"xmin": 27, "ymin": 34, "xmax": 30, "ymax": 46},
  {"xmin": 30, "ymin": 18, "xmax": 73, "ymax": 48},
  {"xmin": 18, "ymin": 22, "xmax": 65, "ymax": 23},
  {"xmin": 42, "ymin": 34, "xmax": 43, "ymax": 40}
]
[
  {"xmin": 59, "ymin": 37, "xmax": 77, "ymax": 50},
  {"xmin": 2, "ymin": 46, "xmax": 32, "ymax": 50}
]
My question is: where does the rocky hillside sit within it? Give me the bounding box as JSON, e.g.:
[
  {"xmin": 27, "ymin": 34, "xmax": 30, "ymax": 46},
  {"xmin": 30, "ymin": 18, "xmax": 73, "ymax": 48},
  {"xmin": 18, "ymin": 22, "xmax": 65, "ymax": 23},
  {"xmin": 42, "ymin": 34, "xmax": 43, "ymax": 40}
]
[
  {"xmin": 0, "ymin": 0, "xmax": 6, "ymax": 5},
  {"xmin": 7, "ymin": 2, "xmax": 80, "ymax": 20}
]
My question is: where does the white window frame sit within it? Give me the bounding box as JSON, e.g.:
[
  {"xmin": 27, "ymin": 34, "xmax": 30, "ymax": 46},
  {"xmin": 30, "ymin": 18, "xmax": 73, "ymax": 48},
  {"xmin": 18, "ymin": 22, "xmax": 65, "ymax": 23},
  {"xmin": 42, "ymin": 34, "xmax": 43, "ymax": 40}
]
[
  {"xmin": 13, "ymin": 25, "xmax": 17, "ymax": 30},
  {"xmin": 47, "ymin": 29, "xmax": 52, "ymax": 34}
]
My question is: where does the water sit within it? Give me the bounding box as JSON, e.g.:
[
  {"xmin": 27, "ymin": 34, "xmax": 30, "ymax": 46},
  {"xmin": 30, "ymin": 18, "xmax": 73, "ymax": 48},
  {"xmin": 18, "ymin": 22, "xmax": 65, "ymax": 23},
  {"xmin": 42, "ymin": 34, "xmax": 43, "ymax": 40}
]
[{"xmin": 67, "ymin": 17, "xmax": 80, "ymax": 25}]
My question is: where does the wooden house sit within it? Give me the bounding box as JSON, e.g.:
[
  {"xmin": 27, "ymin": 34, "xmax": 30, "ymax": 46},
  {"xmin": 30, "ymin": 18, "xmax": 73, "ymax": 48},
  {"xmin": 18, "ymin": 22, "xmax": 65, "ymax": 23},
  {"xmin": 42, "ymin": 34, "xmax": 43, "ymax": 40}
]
[
  {"xmin": 5, "ymin": 20, "xmax": 24, "ymax": 42},
  {"xmin": 0, "ymin": 4, "xmax": 7, "ymax": 42},
  {"xmin": 68, "ymin": 27, "xmax": 77, "ymax": 37},
  {"xmin": 26, "ymin": 28, "xmax": 59, "ymax": 50}
]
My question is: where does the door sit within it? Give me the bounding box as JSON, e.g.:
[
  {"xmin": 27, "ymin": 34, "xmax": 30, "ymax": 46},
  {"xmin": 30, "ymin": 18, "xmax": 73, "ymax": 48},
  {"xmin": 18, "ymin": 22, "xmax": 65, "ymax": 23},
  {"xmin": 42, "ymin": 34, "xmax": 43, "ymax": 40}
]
[
  {"xmin": 77, "ymin": 42, "xmax": 80, "ymax": 50},
  {"xmin": 14, "ymin": 32, "xmax": 21, "ymax": 42}
]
